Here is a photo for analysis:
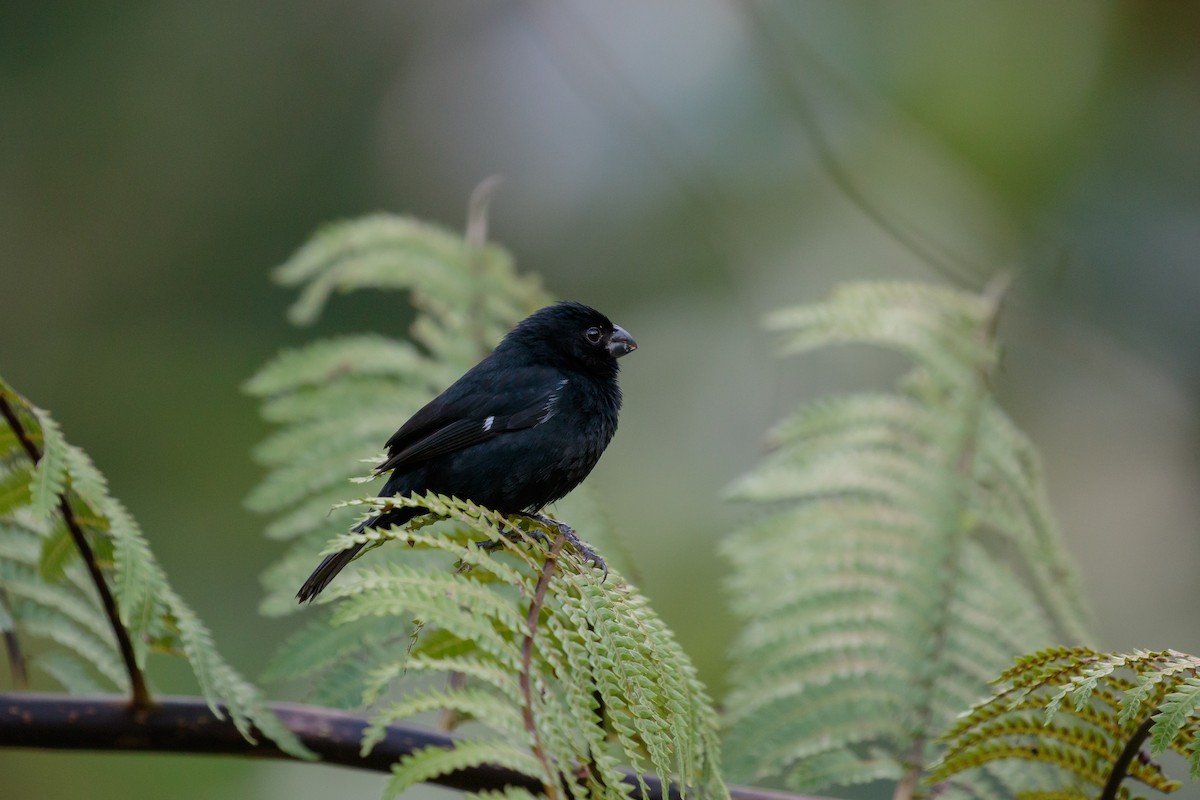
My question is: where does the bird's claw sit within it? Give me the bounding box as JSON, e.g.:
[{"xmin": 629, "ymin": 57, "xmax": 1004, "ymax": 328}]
[
  {"xmin": 521, "ymin": 526, "xmax": 551, "ymax": 546},
  {"xmin": 477, "ymin": 520, "xmax": 550, "ymax": 552},
  {"xmin": 527, "ymin": 514, "xmax": 608, "ymax": 582},
  {"xmin": 482, "ymin": 514, "xmax": 609, "ymax": 581}
]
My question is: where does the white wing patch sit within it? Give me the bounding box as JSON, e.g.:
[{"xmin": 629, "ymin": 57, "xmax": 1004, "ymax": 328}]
[
  {"xmin": 539, "ymin": 379, "xmax": 569, "ymax": 424},
  {"xmin": 483, "ymin": 415, "xmax": 495, "ymax": 431}
]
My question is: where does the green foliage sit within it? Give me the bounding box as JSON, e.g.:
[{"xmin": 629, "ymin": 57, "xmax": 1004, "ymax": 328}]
[
  {"xmin": 0, "ymin": 377, "xmax": 310, "ymax": 758},
  {"xmin": 932, "ymin": 647, "xmax": 1200, "ymax": 798},
  {"xmin": 251, "ymin": 213, "xmax": 721, "ymax": 797},
  {"xmin": 312, "ymin": 493, "xmax": 725, "ymax": 800},
  {"xmin": 720, "ymin": 281, "xmax": 1094, "ymax": 793}
]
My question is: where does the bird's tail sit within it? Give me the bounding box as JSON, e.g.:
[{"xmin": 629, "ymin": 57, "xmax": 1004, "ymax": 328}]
[
  {"xmin": 296, "ymin": 544, "xmax": 363, "ymax": 603},
  {"xmin": 296, "ymin": 506, "xmax": 419, "ymax": 602}
]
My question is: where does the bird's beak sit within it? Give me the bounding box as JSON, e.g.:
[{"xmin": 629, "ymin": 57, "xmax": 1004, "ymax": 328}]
[{"xmin": 608, "ymin": 325, "xmax": 637, "ymax": 358}]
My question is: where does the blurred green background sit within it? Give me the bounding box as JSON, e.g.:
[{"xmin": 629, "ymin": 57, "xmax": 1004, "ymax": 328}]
[{"xmin": 2, "ymin": 2, "xmax": 1199, "ymax": 798}]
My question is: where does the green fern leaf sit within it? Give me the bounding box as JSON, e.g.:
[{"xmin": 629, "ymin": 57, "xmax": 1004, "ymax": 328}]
[
  {"xmin": 471, "ymin": 789, "xmax": 544, "ymax": 800},
  {"xmin": 385, "ymin": 740, "xmax": 546, "ymax": 799},
  {"xmin": 0, "ymin": 509, "xmax": 127, "ymax": 694},
  {"xmin": 1152, "ymin": 675, "xmax": 1200, "ymax": 758},
  {"xmin": 244, "ymin": 336, "xmax": 440, "ymax": 397},
  {"xmin": 264, "ymin": 613, "xmax": 400, "ymax": 685},
  {"xmin": 36, "ymin": 525, "xmax": 75, "ymax": 582},
  {"xmin": 33, "ymin": 650, "xmax": 109, "ymax": 695},
  {"xmin": 723, "ymin": 281, "xmax": 1093, "ymax": 794},
  {"xmin": 27, "ymin": 407, "xmax": 67, "ymax": 518},
  {"xmin": 935, "ymin": 647, "xmax": 1200, "ymax": 796},
  {"xmin": 16, "ymin": 603, "xmax": 127, "ymax": 687},
  {"xmin": 363, "ymin": 687, "xmax": 530, "ymax": 753},
  {"xmin": 296, "ymin": 497, "xmax": 726, "ymax": 800},
  {"xmin": 0, "ymin": 465, "xmax": 32, "ymax": 516},
  {"xmin": 0, "ymin": 377, "xmax": 311, "ymax": 759}
]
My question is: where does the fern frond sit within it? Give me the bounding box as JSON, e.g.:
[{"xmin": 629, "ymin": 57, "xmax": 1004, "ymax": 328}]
[
  {"xmin": 245, "ymin": 335, "xmax": 437, "ymax": 393},
  {"xmin": 27, "ymin": 409, "xmax": 68, "ymax": 517},
  {"xmin": 32, "ymin": 650, "xmax": 109, "ymax": 694},
  {"xmin": 472, "ymin": 789, "xmax": 543, "ymax": 800},
  {"xmin": 722, "ymin": 281, "xmax": 1093, "ymax": 794},
  {"xmin": 0, "ymin": 463, "xmax": 33, "ymax": 517},
  {"xmin": 0, "ymin": 377, "xmax": 311, "ymax": 759},
  {"xmin": 386, "ymin": 740, "xmax": 547, "ymax": 800},
  {"xmin": 17, "ymin": 602, "xmax": 128, "ymax": 688},
  {"xmin": 364, "ymin": 686, "xmax": 530, "ymax": 751},
  {"xmin": 293, "ymin": 494, "xmax": 728, "ymax": 800},
  {"xmin": 933, "ymin": 647, "xmax": 1200, "ymax": 795}
]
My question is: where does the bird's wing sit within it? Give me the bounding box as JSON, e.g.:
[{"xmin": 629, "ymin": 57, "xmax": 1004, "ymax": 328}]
[{"xmin": 375, "ymin": 365, "xmax": 567, "ymax": 474}]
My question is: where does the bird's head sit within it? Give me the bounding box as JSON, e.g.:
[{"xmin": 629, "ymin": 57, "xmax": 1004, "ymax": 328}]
[{"xmin": 501, "ymin": 301, "xmax": 637, "ymax": 378}]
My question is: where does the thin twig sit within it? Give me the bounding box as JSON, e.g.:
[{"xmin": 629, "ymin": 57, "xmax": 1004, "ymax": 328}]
[
  {"xmin": 893, "ymin": 278, "xmax": 1006, "ymax": 800},
  {"xmin": 521, "ymin": 532, "xmax": 566, "ymax": 800},
  {"xmin": 0, "ymin": 394, "xmax": 152, "ymax": 708},
  {"xmin": 0, "ymin": 693, "xmax": 831, "ymax": 800},
  {"xmin": 734, "ymin": 2, "xmax": 982, "ymax": 289}
]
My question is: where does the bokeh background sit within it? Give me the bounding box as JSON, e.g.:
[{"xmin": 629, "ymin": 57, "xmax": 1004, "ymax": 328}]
[{"xmin": 3, "ymin": 2, "xmax": 1199, "ymax": 798}]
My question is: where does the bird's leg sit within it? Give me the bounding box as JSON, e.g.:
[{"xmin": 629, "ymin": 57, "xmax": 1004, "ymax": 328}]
[
  {"xmin": 475, "ymin": 516, "xmax": 550, "ymax": 552},
  {"xmin": 524, "ymin": 513, "xmax": 608, "ymax": 581},
  {"xmin": 476, "ymin": 515, "xmax": 607, "ymax": 580}
]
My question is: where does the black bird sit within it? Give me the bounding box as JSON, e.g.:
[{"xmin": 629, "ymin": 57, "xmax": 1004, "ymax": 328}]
[{"xmin": 297, "ymin": 301, "xmax": 637, "ymax": 602}]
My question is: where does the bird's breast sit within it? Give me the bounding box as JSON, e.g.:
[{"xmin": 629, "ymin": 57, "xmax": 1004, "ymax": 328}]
[{"xmin": 503, "ymin": 377, "xmax": 620, "ymax": 509}]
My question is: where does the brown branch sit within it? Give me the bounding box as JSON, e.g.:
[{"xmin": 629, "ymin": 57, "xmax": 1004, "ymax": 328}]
[
  {"xmin": 0, "ymin": 394, "xmax": 152, "ymax": 708},
  {"xmin": 1, "ymin": 692, "xmax": 542, "ymax": 793},
  {"xmin": 0, "ymin": 693, "xmax": 830, "ymax": 800}
]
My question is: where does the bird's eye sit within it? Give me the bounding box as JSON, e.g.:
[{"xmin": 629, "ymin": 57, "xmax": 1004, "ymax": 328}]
[{"xmin": 585, "ymin": 326, "xmax": 603, "ymax": 344}]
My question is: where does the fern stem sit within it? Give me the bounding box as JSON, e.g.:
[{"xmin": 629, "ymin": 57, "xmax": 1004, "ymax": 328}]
[
  {"xmin": 2, "ymin": 692, "xmax": 820, "ymax": 800},
  {"xmin": 0, "ymin": 395, "xmax": 152, "ymax": 708},
  {"xmin": 896, "ymin": 413, "xmax": 979, "ymax": 800},
  {"xmin": 896, "ymin": 284, "xmax": 1008, "ymax": 800},
  {"xmin": 1100, "ymin": 715, "xmax": 1155, "ymax": 800},
  {"xmin": 521, "ymin": 533, "xmax": 566, "ymax": 800}
]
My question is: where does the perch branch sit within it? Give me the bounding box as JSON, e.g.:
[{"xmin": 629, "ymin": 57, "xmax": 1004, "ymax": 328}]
[{"xmin": 0, "ymin": 693, "xmax": 827, "ymax": 800}]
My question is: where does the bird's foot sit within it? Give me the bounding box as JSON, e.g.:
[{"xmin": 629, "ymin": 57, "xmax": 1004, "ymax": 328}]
[
  {"xmin": 475, "ymin": 519, "xmax": 550, "ymax": 552},
  {"xmin": 525, "ymin": 513, "xmax": 608, "ymax": 581}
]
